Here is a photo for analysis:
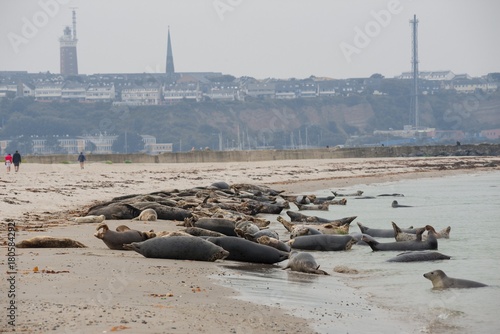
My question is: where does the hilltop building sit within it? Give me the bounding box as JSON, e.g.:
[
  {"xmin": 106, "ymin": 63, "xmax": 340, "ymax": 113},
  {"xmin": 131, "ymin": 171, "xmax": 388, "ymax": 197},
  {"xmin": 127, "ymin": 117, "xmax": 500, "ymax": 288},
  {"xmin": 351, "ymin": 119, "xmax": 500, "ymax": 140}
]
[{"xmin": 59, "ymin": 10, "xmax": 79, "ymax": 76}]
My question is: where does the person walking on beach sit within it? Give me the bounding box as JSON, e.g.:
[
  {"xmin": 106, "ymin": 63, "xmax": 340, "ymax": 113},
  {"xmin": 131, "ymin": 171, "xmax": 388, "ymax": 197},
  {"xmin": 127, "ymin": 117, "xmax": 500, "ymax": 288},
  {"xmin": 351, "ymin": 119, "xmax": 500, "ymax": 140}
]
[
  {"xmin": 5, "ymin": 153, "xmax": 13, "ymax": 172},
  {"xmin": 78, "ymin": 152, "xmax": 86, "ymax": 169},
  {"xmin": 13, "ymin": 150, "xmax": 21, "ymax": 172}
]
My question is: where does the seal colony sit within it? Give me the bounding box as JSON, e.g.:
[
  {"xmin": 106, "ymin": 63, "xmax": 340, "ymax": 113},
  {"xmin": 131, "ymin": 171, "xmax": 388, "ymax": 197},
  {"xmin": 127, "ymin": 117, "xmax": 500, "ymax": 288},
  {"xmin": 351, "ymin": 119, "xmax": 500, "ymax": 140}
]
[{"xmin": 14, "ymin": 174, "xmax": 491, "ymax": 334}]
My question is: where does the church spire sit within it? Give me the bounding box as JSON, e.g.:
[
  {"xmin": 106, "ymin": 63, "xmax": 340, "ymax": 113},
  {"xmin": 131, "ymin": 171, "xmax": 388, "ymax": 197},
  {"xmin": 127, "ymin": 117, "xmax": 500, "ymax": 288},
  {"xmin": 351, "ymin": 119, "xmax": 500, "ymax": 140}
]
[{"xmin": 166, "ymin": 26, "xmax": 175, "ymax": 77}]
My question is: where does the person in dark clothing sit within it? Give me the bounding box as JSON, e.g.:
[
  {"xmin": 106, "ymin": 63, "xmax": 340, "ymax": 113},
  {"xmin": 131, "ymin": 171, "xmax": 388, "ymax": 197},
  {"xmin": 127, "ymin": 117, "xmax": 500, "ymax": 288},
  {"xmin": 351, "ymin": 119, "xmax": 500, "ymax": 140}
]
[
  {"xmin": 78, "ymin": 152, "xmax": 86, "ymax": 169},
  {"xmin": 78, "ymin": 152, "xmax": 87, "ymax": 169},
  {"xmin": 13, "ymin": 150, "xmax": 21, "ymax": 172}
]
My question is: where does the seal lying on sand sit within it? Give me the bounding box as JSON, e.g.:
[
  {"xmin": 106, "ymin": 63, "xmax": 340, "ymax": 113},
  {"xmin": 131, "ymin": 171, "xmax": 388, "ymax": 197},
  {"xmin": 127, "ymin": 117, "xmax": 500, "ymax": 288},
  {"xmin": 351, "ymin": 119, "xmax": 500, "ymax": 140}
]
[
  {"xmin": 206, "ymin": 236, "xmax": 289, "ymax": 264},
  {"xmin": 94, "ymin": 223, "xmax": 155, "ymax": 250},
  {"xmin": 256, "ymin": 235, "xmax": 291, "ymax": 252},
  {"xmin": 283, "ymin": 251, "xmax": 329, "ymax": 275},
  {"xmin": 332, "ymin": 190, "xmax": 363, "ymax": 197},
  {"xmin": 387, "ymin": 251, "xmax": 451, "ymax": 262},
  {"xmin": 74, "ymin": 215, "xmax": 106, "ymax": 224},
  {"xmin": 278, "ymin": 216, "xmax": 350, "ymax": 235},
  {"xmin": 423, "ymin": 270, "xmax": 488, "ymax": 289},
  {"xmin": 16, "ymin": 236, "xmax": 87, "ymax": 248},
  {"xmin": 125, "ymin": 236, "xmax": 229, "ymax": 262},
  {"xmin": 132, "ymin": 208, "xmax": 158, "ymax": 221}
]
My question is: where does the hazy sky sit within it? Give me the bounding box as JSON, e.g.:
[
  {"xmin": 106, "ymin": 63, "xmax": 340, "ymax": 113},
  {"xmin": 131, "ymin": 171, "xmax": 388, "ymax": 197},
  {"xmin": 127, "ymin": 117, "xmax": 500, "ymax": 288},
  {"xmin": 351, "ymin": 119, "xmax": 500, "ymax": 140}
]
[{"xmin": 1, "ymin": 0, "xmax": 498, "ymax": 79}]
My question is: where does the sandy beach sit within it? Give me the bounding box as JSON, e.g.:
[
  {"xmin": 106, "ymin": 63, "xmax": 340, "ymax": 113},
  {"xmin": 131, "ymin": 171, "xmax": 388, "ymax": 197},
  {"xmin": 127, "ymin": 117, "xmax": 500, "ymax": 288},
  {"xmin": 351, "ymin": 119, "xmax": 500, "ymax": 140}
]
[{"xmin": 1, "ymin": 156, "xmax": 499, "ymax": 333}]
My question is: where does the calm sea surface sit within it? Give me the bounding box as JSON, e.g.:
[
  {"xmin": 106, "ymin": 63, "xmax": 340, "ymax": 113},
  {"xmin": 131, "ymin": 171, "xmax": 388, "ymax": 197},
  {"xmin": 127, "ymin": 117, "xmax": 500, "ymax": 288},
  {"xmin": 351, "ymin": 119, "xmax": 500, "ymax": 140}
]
[{"xmin": 215, "ymin": 171, "xmax": 500, "ymax": 333}]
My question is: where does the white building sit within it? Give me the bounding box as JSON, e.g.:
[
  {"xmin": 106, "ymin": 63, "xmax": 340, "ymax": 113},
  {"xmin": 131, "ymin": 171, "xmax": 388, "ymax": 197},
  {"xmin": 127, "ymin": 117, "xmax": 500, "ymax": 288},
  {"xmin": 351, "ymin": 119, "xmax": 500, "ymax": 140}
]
[
  {"xmin": 121, "ymin": 84, "xmax": 161, "ymax": 105},
  {"xmin": 35, "ymin": 83, "xmax": 63, "ymax": 101},
  {"xmin": 86, "ymin": 83, "xmax": 115, "ymax": 102},
  {"xmin": 61, "ymin": 82, "xmax": 88, "ymax": 101},
  {"xmin": 163, "ymin": 83, "xmax": 202, "ymax": 102}
]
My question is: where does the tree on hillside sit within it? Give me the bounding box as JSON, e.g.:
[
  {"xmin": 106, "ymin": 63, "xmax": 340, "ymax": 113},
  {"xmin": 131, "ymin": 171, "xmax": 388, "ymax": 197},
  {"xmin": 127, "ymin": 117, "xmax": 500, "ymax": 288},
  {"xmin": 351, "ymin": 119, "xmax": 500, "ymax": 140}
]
[
  {"xmin": 5, "ymin": 136, "xmax": 33, "ymax": 154},
  {"xmin": 112, "ymin": 132, "xmax": 144, "ymax": 153}
]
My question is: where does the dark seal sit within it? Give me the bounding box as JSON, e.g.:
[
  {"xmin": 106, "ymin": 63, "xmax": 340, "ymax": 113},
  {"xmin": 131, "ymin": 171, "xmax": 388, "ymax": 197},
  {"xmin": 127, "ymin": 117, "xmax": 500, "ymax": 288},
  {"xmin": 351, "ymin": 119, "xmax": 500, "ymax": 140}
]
[
  {"xmin": 124, "ymin": 236, "xmax": 229, "ymax": 262},
  {"xmin": 207, "ymin": 236, "xmax": 289, "ymax": 264}
]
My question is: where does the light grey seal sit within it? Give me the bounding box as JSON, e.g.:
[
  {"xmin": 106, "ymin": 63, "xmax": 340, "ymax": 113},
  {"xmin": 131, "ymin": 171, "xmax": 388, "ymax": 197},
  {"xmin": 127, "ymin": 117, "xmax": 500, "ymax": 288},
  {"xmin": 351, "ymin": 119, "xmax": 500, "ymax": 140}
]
[
  {"xmin": 132, "ymin": 208, "xmax": 158, "ymax": 221},
  {"xmin": 423, "ymin": 270, "xmax": 488, "ymax": 289},
  {"xmin": 283, "ymin": 251, "xmax": 329, "ymax": 275},
  {"xmin": 73, "ymin": 215, "xmax": 106, "ymax": 224}
]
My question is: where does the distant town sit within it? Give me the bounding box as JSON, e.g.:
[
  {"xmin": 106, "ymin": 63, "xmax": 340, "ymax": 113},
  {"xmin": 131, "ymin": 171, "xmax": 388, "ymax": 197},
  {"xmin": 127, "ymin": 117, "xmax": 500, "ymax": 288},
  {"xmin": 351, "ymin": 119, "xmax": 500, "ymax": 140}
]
[{"xmin": 1, "ymin": 11, "xmax": 499, "ymax": 155}]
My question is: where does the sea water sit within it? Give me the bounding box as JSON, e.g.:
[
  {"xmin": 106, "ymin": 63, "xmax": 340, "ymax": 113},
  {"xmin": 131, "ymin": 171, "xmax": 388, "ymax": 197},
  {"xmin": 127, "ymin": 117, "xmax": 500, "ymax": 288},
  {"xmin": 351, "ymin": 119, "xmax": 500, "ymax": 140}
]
[{"xmin": 215, "ymin": 171, "xmax": 500, "ymax": 333}]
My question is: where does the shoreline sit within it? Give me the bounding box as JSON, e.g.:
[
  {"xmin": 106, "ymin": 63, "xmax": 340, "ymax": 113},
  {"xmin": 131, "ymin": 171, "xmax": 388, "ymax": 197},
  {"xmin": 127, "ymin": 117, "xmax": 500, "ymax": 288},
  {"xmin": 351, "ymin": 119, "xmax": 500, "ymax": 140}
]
[{"xmin": 1, "ymin": 156, "xmax": 499, "ymax": 333}]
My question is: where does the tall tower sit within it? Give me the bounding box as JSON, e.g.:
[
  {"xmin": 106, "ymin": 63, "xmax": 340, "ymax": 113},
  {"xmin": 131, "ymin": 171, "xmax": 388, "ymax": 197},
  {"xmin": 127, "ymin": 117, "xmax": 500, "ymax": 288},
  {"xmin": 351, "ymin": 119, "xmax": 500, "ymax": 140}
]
[
  {"xmin": 60, "ymin": 9, "xmax": 79, "ymax": 76},
  {"xmin": 410, "ymin": 14, "xmax": 419, "ymax": 129},
  {"xmin": 165, "ymin": 27, "xmax": 175, "ymax": 77}
]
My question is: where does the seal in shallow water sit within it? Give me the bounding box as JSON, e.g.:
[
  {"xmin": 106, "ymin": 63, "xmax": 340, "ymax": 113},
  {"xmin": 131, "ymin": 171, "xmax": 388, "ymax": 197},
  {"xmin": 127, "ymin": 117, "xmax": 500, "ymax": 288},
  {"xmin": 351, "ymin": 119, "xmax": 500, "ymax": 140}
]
[
  {"xmin": 362, "ymin": 226, "xmax": 436, "ymax": 251},
  {"xmin": 124, "ymin": 236, "xmax": 229, "ymax": 262},
  {"xmin": 423, "ymin": 270, "xmax": 488, "ymax": 289},
  {"xmin": 287, "ymin": 234, "xmax": 356, "ymax": 251},
  {"xmin": 387, "ymin": 251, "xmax": 451, "ymax": 262},
  {"xmin": 357, "ymin": 222, "xmax": 416, "ymax": 238},
  {"xmin": 283, "ymin": 251, "xmax": 329, "ymax": 275},
  {"xmin": 391, "ymin": 200, "xmax": 413, "ymax": 208}
]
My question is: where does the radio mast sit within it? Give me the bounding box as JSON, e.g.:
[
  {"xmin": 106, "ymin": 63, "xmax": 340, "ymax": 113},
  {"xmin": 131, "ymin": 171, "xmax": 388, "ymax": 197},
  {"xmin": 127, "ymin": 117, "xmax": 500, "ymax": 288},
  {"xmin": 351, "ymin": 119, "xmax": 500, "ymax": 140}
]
[{"xmin": 410, "ymin": 14, "xmax": 419, "ymax": 129}]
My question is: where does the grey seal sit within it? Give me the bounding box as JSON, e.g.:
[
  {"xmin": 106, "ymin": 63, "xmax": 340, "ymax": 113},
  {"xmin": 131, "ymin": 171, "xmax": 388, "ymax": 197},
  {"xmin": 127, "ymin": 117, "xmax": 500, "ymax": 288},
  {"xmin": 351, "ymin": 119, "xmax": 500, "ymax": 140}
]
[
  {"xmin": 283, "ymin": 251, "xmax": 329, "ymax": 275},
  {"xmin": 206, "ymin": 236, "xmax": 289, "ymax": 264},
  {"xmin": 387, "ymin": 251, "xmax": 451, "ymax": 262},
  {"xmin": 287, "ymin": 234, "xmax": 356, "ymax": 251},
  {"xmin": 124, "ymin": 236, "xmax": 229, "ymax": 262},
  {"xmin": 362, "ymin": 226, "xmax": 437, "ymax": 251},
  {"xmin": 357, "ymin": 222, "xmax": 416, "ymax": 238},
  {"xmin": 423, "ymin": 270, "xmax": 488, "ymax": 289},
  {"xmin": 94, "ymin": 223, "xmax": 155, "ymax": 250}
]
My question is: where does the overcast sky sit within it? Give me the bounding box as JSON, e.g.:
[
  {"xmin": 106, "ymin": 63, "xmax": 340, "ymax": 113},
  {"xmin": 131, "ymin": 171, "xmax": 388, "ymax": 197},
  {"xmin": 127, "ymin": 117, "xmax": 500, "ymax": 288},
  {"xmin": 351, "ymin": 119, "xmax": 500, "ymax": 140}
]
[{"xmin": 1, "ymin": 0, "xmax": 498, "ymax": 79}]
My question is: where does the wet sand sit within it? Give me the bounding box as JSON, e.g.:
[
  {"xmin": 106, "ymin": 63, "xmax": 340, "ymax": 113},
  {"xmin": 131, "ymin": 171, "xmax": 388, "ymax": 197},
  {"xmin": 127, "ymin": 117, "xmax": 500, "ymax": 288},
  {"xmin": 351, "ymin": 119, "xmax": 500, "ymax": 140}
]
[{"xmin": 1, "ymin": 156, "xmax": 498, "ymax": 333}]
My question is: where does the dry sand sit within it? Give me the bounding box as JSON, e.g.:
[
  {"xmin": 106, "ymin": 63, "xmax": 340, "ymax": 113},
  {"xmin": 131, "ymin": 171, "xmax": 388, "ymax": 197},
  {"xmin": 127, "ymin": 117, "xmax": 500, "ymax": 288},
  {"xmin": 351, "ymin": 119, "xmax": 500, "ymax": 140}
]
[{"xmin": 1, "ymin": 156, "xmax": 499, "ymax": 333}]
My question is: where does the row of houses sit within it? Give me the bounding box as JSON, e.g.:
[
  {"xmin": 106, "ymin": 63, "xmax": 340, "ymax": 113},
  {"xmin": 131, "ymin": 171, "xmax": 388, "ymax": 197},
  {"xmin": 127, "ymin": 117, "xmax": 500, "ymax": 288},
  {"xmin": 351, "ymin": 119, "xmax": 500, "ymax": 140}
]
[
  {"xmin": 373, "ymin": 127, "xmax": 500, "ymax": 142},
  {"xmin": 1, "ymin": 71, "xmax": 498, "ymax": 105},
  {"xmin": 0, "ymin": 134, "xmax": 173, "ymax": 155}
]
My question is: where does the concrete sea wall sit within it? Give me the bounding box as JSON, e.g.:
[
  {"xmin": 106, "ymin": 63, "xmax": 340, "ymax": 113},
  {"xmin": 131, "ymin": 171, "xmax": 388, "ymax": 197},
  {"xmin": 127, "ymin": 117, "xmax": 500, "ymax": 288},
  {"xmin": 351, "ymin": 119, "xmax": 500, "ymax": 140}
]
[{"xmin": 23, "ymin": 144, "xmax": 500, "ymax": 164}]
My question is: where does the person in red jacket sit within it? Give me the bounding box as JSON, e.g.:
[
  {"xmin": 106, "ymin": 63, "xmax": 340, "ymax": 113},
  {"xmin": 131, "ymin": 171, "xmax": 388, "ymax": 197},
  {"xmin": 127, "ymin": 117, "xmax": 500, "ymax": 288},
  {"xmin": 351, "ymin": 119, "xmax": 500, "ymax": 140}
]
[{"xmin": 5, "ymin": 153, "xmax": 13, "ymax": 172}]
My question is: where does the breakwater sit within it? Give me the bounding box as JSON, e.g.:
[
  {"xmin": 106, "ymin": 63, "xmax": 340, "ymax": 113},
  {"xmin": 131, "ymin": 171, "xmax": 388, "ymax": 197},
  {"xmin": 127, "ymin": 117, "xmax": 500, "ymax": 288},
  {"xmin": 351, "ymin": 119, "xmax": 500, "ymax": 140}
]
[{"xmin": 24, "ymin": 144, "xmax": 500, "ymax": 164}]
